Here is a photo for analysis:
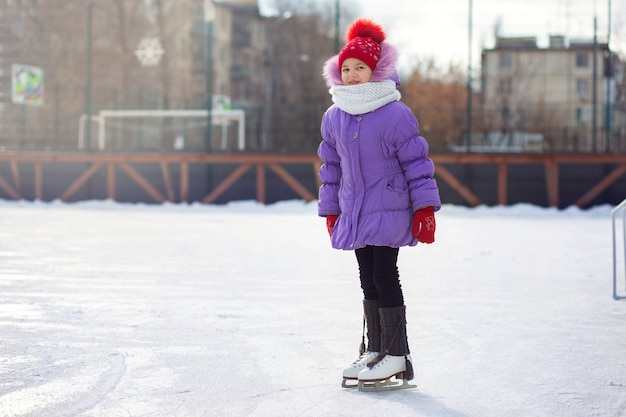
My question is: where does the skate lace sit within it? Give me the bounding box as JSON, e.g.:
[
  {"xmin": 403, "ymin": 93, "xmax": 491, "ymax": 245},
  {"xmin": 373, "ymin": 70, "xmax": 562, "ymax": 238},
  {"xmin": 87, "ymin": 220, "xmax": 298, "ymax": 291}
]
[{"xmin": 352, "ymin": 351, "xmax": 377, "ymax": 365}]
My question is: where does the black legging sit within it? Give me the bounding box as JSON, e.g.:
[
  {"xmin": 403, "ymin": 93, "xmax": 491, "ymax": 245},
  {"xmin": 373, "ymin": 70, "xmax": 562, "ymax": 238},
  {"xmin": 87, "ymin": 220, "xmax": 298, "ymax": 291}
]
[{"xmin": 355, "ymin": 245, "xmax": 404, "ymax": 308}]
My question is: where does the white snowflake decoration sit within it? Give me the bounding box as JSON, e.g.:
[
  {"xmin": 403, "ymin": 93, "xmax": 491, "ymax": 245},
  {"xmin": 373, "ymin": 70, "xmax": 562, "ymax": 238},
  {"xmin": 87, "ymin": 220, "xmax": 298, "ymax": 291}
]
[{"xmin": 135, "ymin": 37, "xmax": 165, "ymax": 67}]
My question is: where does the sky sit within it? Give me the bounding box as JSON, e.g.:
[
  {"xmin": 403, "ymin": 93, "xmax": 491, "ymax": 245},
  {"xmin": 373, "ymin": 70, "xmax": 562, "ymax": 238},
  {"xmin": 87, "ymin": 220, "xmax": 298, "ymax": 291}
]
[
  {"xmin": 262, "ymin": 0, "xmax": 626, "ymax": 72},
  {"xmin": 1, "ymin": 199, "xmax": 625, "ymax": 416},
  {"xmin": 358, "ymin": 0, "xmax": 624, "ymax": 68}
]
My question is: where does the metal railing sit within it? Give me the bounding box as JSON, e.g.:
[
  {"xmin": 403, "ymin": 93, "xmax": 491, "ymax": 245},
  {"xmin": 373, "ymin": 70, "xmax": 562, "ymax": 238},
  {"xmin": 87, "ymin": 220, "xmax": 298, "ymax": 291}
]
[
  {"xmin": 612, "ymin": 197, "xmax": 626, "ymax": 300},
  {"xmin": 1, "ymin": 151, "xmax": 626, "ymax": 207}
]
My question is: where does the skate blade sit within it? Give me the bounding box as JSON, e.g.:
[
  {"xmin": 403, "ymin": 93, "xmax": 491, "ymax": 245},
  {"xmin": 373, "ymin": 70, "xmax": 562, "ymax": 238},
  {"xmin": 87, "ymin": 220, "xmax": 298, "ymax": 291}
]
[
  {"xmin": 357, "ymin": 378, "xmax": 416, "ymax": 392},
  {"xmin": 342, "ymin": 378, "xmax": 358, "ymax": 388},
  {"xmin": 343, "ymin": 378, "xmax": 398, "ymax": 389}
]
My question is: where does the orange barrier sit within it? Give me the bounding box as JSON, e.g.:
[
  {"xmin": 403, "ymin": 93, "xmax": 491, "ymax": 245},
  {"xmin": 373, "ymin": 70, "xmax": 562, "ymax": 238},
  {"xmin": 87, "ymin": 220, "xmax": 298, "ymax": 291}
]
[{"xmin": 0, "ymin": 151, "xmax": 625, "ymax": 207}]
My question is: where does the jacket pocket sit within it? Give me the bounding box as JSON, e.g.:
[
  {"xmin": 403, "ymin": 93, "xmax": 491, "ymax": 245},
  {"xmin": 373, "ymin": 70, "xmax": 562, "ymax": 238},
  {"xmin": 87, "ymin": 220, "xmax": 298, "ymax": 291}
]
[{"xmin": 383, "ymin": 176, "xmax": 410, "ymax": 211}]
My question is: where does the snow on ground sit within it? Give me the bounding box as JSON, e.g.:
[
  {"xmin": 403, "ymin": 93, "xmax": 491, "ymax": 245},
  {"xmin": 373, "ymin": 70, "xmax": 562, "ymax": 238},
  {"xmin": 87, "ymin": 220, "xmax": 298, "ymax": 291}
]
[{"xmin": 0, "ymin": 199, "xmax": 625, "ymax": 417}]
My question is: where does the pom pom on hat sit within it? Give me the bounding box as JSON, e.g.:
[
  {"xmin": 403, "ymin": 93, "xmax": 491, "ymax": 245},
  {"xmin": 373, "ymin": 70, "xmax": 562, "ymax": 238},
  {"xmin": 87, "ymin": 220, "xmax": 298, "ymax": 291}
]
[
  {"xmin": 345, "ymin": 18, "xmax": 386, "ymax": 44},
  {"xmin": 338, "ymin": 18, "xmax": 386, "ymax": 72}
]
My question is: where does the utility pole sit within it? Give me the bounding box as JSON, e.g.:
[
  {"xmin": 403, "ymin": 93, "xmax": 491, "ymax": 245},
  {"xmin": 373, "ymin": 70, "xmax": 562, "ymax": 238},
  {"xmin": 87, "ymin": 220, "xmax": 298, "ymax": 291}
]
[
  {"xmin": 335, "ymin": 0, "xmax": 340, "ymax": 53},
  {"xmin": 205, "ymin": 1, "xmax": 214, "ymax": 153},
  {"xmin": 205, "ymin": 1, "xmax": 215, "ymax": 193},
  {"xmin": 592, "ymin": 16, "xmax": 598, "ymax": 152},
  {"xmin": 605, "ymin": 0, "xmax": 612, "ymax": 152},
  {"xmin": 466, "ymin": 0, "xmax": 473, "ymax": 153},
  {"xmin": 85, "ymin": 2, "xmax": 93, "ymax": 151}
]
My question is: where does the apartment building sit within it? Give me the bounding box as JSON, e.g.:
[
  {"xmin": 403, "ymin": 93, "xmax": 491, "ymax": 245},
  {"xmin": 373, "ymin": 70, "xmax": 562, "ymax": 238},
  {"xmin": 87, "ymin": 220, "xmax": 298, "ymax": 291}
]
[{"xmin": 481, "ymin": 35, "xmax": 625, "ymax": 152}]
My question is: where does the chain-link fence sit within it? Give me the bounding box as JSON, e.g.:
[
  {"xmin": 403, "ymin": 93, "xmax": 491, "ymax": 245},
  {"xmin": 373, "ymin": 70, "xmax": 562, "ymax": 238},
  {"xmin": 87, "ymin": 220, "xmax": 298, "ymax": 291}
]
[{"xmin": 0, "ymin": 0, "xmax": 624, "ymax": 153}]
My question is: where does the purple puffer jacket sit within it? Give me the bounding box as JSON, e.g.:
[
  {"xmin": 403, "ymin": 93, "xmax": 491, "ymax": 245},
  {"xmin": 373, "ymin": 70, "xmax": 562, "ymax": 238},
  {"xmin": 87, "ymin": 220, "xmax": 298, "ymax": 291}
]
[{"xmin": 318, "ymin": 43, "xmax": 441, "ymax": 251}]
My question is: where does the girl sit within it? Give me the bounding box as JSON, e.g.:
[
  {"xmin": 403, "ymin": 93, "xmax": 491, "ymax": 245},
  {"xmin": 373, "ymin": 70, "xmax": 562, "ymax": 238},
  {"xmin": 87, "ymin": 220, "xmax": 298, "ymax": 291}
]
[{"xmin": 317, "ymin": 18, "xmax": 441, "ymax": 391}]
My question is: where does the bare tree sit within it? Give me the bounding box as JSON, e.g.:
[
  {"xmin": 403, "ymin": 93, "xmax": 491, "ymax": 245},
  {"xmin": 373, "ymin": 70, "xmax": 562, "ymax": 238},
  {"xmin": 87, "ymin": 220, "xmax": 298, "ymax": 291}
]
[{"xmin": 402, "ymin": 58, "xmax": 468, "ymax": 151}]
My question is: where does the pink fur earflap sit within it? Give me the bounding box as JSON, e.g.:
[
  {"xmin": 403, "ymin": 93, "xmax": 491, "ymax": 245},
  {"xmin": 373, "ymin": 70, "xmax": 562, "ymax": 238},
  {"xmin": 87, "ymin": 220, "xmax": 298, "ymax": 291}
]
[
  {"xmin": 370, "ymin": 43, "xmax": 398, "ymax": 83},
  {"xmin": 322, "ymin": 55, "xmax": 342, "ymax": 87}
]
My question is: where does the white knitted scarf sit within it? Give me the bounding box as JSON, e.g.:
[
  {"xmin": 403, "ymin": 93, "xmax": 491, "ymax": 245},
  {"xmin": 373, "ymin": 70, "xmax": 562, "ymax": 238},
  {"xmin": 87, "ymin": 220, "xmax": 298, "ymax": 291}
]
[{"xmin": 329, "ymin": 79, "xmax": 401, "ymax": 115}]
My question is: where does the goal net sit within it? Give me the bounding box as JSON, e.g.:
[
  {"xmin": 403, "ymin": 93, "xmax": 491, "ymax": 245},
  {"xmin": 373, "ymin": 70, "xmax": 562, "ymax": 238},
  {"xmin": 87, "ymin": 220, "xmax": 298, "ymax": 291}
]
[{"xmin": 78, "ymin": 109, "xmax": 246, "ymax": 152}]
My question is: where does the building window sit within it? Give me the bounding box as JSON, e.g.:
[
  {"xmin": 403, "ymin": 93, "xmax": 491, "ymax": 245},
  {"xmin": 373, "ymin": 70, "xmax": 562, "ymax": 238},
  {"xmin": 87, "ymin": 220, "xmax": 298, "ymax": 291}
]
[
  {"xmin": 498, "ymin": 78, "xmax": 512, "ymax": 95},
  {"xmin": 576, "ymin": 79, "xmax": 589, "ymax": 99},
  {"xmin": 499, "ymin": 53, "xmax": 512, "ymax": 68},
  {"xmin": 576, "ymin": 53, "xmax": 589, "ymax": 68},
  {"xmin": 576, "ymin": 107, "xmax": 589, "ymax": 124},
  {"xmin": 501, "ymin": 107, "xmax": 510, "ymax": 122}
]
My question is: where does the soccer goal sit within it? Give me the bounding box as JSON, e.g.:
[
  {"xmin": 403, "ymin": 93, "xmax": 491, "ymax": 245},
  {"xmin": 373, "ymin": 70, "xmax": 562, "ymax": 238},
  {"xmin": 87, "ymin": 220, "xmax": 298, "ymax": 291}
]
[{"xmin": 78, "ymin": 109, "xmax": 246, "ymax": 151}]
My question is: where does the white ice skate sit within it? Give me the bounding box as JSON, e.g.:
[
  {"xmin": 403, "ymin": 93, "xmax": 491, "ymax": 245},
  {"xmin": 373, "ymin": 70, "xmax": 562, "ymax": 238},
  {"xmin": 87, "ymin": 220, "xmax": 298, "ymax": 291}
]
[
  {"xmin": 357, "ymin": 354, "xmax": 416, "ymax": 392},
  {"xmin": 341, "ymin": 351, "xmax": 379, "ymax": 388},
  {"xmin": 341, "ymin": 299, "xmax": 382, "ymax": 388}
]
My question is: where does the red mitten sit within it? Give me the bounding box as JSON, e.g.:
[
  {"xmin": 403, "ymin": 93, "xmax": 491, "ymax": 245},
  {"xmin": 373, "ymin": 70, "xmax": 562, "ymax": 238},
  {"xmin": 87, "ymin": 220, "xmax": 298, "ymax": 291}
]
[
  {"xmin": 412, "ymin": 207, "xmax": 436, "ymax": 244},
  {"xmin": 326, "ymin": 214, "xmax": 339, "ymax": 237}
]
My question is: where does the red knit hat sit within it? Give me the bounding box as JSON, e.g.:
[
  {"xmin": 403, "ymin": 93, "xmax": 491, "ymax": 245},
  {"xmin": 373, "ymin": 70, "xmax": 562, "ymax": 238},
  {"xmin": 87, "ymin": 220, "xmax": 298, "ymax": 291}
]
[{"xmin": 337, "ymin": 19, "xmax": 386, "ymax": 72}]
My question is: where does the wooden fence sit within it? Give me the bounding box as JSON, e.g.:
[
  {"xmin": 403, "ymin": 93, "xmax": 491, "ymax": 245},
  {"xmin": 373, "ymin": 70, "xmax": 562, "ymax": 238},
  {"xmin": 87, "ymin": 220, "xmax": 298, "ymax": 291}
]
[{"xmin": 0, "ymin": 151, "xmax": 625, "ymax": 207}]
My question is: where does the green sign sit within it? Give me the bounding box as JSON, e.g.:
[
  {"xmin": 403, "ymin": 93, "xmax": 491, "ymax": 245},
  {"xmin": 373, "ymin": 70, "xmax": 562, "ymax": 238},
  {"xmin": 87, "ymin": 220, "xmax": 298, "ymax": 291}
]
[{"xmin": 12, "ymin": 64, "xmax": 44, "ymax": 105}]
